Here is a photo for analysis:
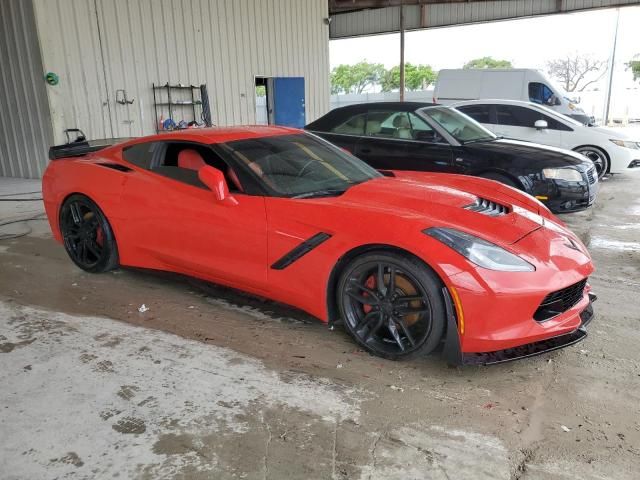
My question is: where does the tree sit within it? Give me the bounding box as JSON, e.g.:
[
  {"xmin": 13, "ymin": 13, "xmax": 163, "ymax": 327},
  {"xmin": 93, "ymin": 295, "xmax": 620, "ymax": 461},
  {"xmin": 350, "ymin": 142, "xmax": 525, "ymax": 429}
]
[
  {"xmin": 546, "ymin": 55, "xmax": 606, "ymax": 92},
  {"xmin": 380, "ymin": 63, "xmax": 437, "ymax": 92},
  {"xmin": 627, "ymin": 55, "xmax": 640, "ymax": 82},
  {"xmin": 330, "ymin": 61, "xmax": 385, "ymax": 94},
  {"xmin": 463, "ymin": 57, "xmax": 513, "ymax": 69}
]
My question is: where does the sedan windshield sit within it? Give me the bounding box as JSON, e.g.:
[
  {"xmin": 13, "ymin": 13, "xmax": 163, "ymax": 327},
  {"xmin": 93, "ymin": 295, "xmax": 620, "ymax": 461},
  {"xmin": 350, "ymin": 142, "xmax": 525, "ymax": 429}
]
[
  {"xmin": 219, "ymin": 133, "xmax": 380, "ymax": 197},
  {"xmin": 418, "ymin": 106, "xmax": 497, "ymax": 144}
]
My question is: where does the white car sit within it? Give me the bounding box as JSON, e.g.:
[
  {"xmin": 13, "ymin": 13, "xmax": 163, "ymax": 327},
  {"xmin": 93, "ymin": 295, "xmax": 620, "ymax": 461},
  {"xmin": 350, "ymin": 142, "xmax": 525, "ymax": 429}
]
[{"xmin": 453, "ymin": 99, "xmax": 640, "ymax": 179}]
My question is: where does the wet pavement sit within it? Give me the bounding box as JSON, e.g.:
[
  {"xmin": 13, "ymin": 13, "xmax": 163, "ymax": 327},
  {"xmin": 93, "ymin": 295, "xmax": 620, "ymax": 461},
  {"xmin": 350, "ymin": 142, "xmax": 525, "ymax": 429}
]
[{"xmin": 0, "ymin": 172, "xmax": 639, "ymax": 479}]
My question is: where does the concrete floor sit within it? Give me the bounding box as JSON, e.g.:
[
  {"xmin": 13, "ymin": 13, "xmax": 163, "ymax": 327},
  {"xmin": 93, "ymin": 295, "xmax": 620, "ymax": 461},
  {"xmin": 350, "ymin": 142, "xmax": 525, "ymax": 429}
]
[{"xmin": 0, "ymin": 173, "xmax": 639, "ymax": 479}]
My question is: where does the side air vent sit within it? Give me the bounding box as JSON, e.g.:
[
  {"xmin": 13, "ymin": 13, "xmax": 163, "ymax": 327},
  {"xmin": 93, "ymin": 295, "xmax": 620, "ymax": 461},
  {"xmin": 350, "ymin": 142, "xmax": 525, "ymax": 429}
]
[
  {"xmin": 97, "ymin": 162, "xmax": 133, "ymax": 173},
  {"xmin": 464, "ymin": 197, "xmax": 509, "ymax": 216}
]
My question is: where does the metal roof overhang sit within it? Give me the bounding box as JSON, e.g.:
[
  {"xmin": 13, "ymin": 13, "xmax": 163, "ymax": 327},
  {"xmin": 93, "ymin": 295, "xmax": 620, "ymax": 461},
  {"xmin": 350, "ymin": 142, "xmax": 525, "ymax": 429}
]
[{"xmin": 329, "ymin": 0, "xmax": 640, "ymax": 38}]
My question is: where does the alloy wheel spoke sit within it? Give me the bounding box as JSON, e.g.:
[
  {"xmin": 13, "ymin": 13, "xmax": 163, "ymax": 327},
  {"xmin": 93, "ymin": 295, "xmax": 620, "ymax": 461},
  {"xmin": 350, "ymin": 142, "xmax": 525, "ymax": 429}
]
[
  {"xmin": 386, "ymin": 320, "xmax": 405, "ymax": 352},
  {"xmin": 388, "ymin": 265, "xmax": 396, "ymax": 296},
  {"xmin": 349, "ymin": 280, "xmax": 379, "ymax": 299},
  {"xmin": 78, "ymin": 241, "xmax": 88, "ymax": 263},
  {"xmin": 85, "ymin": 239, "xmax": 102, "ymax": 258},
  {"xmin": 356, "ymin": 310, "xmax": 380, "ymax": 330},
  {"xmin": 69, "ymin": 203, "xmax": 82, "ymax": 225},
  {"xmin": 363, "ymin": 316, "xmax": 385, "ymax": 342},
  {"xmin": 393, "ymin": 316, "xmax": 416, "ymax": 347},
  {"xmin": 377, "ymin": 263, "xmax": 386, "ymax": 296},
  {"xmin": 346, "ymin": 290, "xmax": 378, "ymax": 306}
]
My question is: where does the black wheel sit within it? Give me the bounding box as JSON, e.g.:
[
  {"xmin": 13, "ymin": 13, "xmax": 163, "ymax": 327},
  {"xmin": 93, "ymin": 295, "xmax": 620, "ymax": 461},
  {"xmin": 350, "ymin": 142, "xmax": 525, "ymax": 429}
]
[
  {"xmin": 337, "ymin": 252, "xmax": 446, "ymax": 360},
  {"xmin": 59, "ymin": 194, "xmax": 119, "ymax": 273},
  {"xmin": 479, "ymin": 172, "xmax": 519, "ymax": 188},
  {"xmin": 574, "ymin": 146, "xmax": 609, "ymax": 180}
]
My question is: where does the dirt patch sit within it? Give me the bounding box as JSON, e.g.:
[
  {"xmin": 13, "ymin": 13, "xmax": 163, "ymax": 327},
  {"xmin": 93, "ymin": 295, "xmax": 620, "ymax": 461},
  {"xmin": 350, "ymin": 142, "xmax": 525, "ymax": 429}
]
[
  {"xmin": 50, "ymin": 451, "xmax": 84, "ymax": 468},
  {"xmin": 112, "ymin": 416, "xmax": 146, "ymax": 434},
  {"xmin": 117, "ymin": 384, "xmax": 139, "ymax": 401}
]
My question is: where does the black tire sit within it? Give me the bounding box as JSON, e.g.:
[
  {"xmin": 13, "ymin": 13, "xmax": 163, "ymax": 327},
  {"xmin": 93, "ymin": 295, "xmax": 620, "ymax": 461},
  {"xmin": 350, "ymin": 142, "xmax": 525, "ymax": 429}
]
[
  {"xmin": 479, "ymin": 172, "xmax": 519, "ymax": 189},
  {"xmin": 573, "ymin": 145, "xmax": 609, "ymax": 180},
  {"xmin": 59, "ymin": 194, "xmax": 119, "ymax": 273},
  {"xmin": 336, "ymin": 251, "xmax": 446, "ymax": 360}
]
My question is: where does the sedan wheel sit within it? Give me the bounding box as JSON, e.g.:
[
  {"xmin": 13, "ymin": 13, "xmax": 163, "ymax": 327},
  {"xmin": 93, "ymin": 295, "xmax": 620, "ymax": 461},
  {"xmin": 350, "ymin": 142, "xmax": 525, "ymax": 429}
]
[
  {"xmin": 337, "ymin": 252, "xmax": 446, "ymax": 360},
  {"xmin": 574, "ymin": 146, "xmax": 609, "ymax": 180},
  {"xmin": 60, "ymin": 194, "xmax": 119, "ymax": 273}
]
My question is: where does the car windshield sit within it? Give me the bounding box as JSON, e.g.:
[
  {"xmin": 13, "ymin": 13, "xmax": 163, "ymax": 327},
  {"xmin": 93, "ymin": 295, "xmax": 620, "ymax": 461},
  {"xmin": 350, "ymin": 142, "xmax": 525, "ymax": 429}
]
[
  {"xmin": 417, "ymin": 106, "xmax": 497, "ymax": 144},
  {"xmin": 219, "ymin": 133, "xmax": 381, "ymax": 197}
]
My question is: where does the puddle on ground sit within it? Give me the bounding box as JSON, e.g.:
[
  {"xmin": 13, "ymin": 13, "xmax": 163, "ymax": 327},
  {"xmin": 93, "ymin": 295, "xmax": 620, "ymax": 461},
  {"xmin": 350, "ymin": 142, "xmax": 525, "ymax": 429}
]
[{"xmin": 589, "ymin": 237, "xmax": 640, "ymax": 252}]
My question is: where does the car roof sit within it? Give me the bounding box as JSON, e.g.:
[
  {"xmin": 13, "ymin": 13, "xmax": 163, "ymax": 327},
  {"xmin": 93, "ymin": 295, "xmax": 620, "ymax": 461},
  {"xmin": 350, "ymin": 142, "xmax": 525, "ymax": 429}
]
[
  {"xmin": 123, "ymin": 125, "xmax": 301, "ymax": 147},
  {"xmin": 452, "ymin": 99, "xmax": 543, "ymax": 108},
  {"xmin": 331, "ymin": 101, "xmax": 437, "ymax": 113}
]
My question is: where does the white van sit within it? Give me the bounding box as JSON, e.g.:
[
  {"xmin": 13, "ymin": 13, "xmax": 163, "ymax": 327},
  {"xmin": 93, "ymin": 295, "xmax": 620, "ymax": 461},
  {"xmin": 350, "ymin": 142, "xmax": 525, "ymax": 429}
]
[{"xmin": 433, "ymin": 69, "xmax": 590, "ymax": 124}]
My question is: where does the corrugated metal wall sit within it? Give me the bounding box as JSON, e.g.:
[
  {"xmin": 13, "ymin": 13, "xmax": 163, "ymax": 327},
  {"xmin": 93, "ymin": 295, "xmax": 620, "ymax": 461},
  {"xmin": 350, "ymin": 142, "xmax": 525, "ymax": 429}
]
[
  {"xmin": 0, "ymin": 0, "xmax": 52, "ymax": 179},
  {"xmin": 33, "ymin": 0, "xmax": 331, "ymax": 145},
  {"xmin": 330, "ymin": 0, "xmax": 640, "ymax": 38}
]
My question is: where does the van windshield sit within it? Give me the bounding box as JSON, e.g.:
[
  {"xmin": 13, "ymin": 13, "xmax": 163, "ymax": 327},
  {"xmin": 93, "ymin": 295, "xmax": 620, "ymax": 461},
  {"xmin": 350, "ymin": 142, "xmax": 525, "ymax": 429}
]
[{"xmin": 417, "ymin": 106, "xmax": 497, "ymax": 144}]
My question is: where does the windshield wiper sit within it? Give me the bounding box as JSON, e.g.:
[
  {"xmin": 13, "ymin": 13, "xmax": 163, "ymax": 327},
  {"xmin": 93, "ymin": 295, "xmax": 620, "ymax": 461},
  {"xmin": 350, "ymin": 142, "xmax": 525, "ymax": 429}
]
[
  {"xmin": 291, "ymin": 188, "xmax": 347, "ymax": 199},
  {"xmin": 463, "ymin": 136, "xmax": 501, "ymax": 145}
]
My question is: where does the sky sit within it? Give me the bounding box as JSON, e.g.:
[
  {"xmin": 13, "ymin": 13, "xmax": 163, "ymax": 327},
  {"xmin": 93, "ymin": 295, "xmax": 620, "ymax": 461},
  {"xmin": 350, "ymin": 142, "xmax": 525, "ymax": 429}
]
[{"xmin": 329, "ymin": 6, "xmax": 640, "ymax": 119}]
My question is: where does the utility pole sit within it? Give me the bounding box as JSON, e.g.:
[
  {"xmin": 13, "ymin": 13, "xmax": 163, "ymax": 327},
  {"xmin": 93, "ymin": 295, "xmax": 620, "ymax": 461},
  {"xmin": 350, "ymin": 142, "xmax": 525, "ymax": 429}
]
[
  {"xmin": 603, "ymin": 8, "xmax": 620, "ymax": 126},
  {"xmin": 399, "ymin": 1, "xmax": 405, "ymax": 101}
]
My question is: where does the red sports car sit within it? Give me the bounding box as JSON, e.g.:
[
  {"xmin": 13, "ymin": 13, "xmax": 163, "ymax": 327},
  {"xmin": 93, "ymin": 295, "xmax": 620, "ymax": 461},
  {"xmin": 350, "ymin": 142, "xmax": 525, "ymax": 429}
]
[{"xmin": 43, "ymin": 127, "xmax": 596, "ymax": 364}]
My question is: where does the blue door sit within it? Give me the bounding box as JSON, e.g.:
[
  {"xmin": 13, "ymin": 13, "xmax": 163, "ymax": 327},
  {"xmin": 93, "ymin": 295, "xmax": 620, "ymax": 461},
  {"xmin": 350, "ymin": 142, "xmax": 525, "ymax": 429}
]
[{"xmin": 271, "ymin": 77, "xmax": 305, "ymax": 128}]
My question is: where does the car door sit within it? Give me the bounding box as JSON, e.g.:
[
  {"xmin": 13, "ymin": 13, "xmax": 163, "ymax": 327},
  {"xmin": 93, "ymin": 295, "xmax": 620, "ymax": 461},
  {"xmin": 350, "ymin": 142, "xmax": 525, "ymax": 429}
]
[
  {"xmin": 494, "ymin": 105, "xmax": 566, "ymax": 147},
  {"xmin": 354, "ymin": 110, "xmax": 454, "ymax": 173},
  {"xmin": 118, "ymin": 140, "xmax": 269, "ymax": 292}
]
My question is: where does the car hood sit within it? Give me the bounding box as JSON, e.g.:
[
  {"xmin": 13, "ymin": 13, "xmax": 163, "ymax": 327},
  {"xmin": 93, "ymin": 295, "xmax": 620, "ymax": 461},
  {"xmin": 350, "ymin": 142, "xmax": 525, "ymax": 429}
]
[
  {"xmin": 330, "ymin": 176, "xmax": 546, "ymax": 245},
  {"xmin": 589, "ymin": 125, "xmax": 637, "ymax": 140},
  {"xmin": 463, "ymin": 138, "xmax": 589, "ymax": 168}
]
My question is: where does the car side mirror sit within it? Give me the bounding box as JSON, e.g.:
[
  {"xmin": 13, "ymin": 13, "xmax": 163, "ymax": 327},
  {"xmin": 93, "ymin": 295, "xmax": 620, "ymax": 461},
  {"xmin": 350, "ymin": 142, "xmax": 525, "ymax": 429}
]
[
  {"xmin": 534, "ymin": 120, "xmax": 548, "ymax": 130},
  {"xmin": 198, "ymin": 165, "xmax": 237, "ymax": 205}
]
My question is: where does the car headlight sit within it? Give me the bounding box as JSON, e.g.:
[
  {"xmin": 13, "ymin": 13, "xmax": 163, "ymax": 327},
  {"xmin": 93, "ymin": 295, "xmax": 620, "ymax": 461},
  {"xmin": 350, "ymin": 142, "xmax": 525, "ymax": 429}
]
[
  {"xmin": 423, "ymin": 227, "xmax": 535, "ymax": 272},
  {"xmin": 568, "ymin": 103, "xmax": 576, "ymax": 110},
  {"xmin": 542, "ymin": 168, "xmax": 583, "ymax": 182},
  {"xmin": 610, "ymin": 139, "xmax": 640, "ymax": 150}
]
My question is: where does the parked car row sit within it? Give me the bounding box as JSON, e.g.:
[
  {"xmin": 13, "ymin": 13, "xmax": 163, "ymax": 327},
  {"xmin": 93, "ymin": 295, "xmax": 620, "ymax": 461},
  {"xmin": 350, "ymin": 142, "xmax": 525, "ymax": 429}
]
[{"xmin": 306, "ymin": 102, "xmax": 599, "ymax": 213}]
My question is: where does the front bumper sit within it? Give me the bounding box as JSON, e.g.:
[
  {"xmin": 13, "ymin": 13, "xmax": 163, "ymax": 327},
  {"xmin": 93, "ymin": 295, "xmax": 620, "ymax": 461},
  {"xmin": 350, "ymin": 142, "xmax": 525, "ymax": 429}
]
[
  {"xmin": 443, "ymin": 293, "xmax": 596, "ymax": 366},
  {"xmin": 608, "ymin": 143, "xmax": 640, "ymax": 173},
  {"xmin": 531, "ymin": 170, "xmax": 598, "ymax": 214}
]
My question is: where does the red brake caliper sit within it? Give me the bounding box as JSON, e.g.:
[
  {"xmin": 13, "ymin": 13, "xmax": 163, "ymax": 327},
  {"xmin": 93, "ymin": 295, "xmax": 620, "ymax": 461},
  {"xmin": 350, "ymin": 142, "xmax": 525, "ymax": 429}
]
[{"xmin": 362, "ymin": 275, "xmax": 376, "ymax": 313}]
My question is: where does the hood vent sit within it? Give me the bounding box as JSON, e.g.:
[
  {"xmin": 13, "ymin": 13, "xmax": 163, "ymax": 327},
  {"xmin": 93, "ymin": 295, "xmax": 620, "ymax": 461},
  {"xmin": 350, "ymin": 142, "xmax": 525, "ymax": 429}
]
[{"xmin": 464, "ymin": 197, "xmax": 509, "ymax": 216}]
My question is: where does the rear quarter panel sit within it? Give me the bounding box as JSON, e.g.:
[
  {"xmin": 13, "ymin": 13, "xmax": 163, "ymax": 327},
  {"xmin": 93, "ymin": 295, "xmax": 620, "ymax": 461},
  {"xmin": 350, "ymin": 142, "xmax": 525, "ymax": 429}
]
[{"xmin": 42, "ymin": 150, "xmax": 129, "ymax": 244}]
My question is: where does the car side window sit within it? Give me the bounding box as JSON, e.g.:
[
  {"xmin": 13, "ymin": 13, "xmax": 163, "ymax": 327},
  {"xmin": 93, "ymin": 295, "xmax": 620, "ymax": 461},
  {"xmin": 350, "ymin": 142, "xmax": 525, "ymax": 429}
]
[
  {"xmin": 407, "ymin": 112, "xmax": 442, "ymax": 142},
  {"xmin": 496, "ymin": 105, "xmax": 571, "ymax": 131},
  {"xmin": 330, "ymin": 113, "xmax": 366, "ymax": 135},
  {"xmin": 122, "ymin": 142, "xmax": 161, "ymax": 169},
  {"xmin": 528, "ymin": 82, "xmax": 554, "ymax": 105},
  {"xmin": 125, "ymin": 141, "xmax": 244, "ymax": 192},
  {"xmin": 457, "ymin": 105, "xmax": 494, "ymax": 124}
]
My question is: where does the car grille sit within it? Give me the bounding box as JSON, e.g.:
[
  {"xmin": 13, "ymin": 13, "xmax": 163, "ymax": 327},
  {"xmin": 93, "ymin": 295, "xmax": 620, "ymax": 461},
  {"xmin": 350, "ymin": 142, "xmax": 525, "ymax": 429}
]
[
  {"xmin": 586, "ymin": 168, "xmax": 596, "ymax": 185},
  {"xmin": 534, "ymin": 278, "xmax": 588, "ymax": 322},
  {"xmin": 464, "ymin": 197, "xmax": 509, "ymax": 216}
]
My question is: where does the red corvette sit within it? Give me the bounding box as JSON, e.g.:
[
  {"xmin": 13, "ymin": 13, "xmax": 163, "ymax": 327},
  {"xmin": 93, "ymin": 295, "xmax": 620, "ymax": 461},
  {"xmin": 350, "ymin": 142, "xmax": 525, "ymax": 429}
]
[{"xmin": 42, "ymin": 127, "xmax": 596, "ymax": 364}]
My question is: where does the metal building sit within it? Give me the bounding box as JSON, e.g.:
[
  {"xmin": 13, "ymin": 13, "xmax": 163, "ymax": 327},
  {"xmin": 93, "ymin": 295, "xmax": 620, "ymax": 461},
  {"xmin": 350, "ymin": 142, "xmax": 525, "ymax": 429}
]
[{"xmin": 0, "ymin": 0, "xmax": 331, "ymax": 179}]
